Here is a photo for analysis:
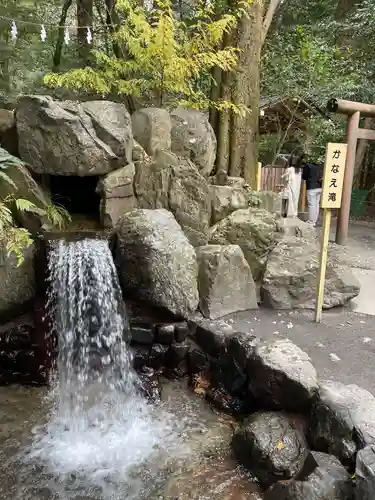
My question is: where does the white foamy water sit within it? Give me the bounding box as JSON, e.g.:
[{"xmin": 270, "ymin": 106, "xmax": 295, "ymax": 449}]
[{"xmin": 25, "ymin": 238, "xmax": 191, "ymax": 499}]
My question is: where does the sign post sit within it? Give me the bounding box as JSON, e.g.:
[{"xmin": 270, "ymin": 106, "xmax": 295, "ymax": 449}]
[{"xmin": 315, "ymin": 142, "xmax": 347, "ymax": 323}]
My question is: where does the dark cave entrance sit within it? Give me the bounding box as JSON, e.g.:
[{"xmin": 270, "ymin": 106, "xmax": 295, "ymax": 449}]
[{"xmin": 42, "ymin": 175, "xmax": 101, "ymax": 221}]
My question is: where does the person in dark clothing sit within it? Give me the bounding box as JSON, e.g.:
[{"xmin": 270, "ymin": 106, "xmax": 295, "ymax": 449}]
[{"xmin": 302, "ymin": 162, "xmax": 324, "ymax": 226}]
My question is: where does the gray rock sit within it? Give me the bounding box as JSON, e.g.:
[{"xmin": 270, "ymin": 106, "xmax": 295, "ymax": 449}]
[
  {"xmin": 257, "ymin": 191, "xmax": 282, "ymax": 214},
  {"xmin": 356, "ymin": 445, "xmax": 375, "ymax": 500},
  {"xmin": 134, "ymin": 151, "xmax": 211, "ymax": 247},
  {"xmin": 232, "ymin": 411, "xmax": 308, "ymax": 487},
  {"xmin": 131, "ymin": 108, "xmax": 171, "ymax": 156},
  {"xmin": 97, "ymin": 163, "xmax": 137, "ymax": 228},
  {"xmin": 265, "ymin": 451, "xmax": 353, "ymax": 500},
  {"xmin": 116, "ymin": 209, "xmax": 199, "ymax": 318},
  {"xmin": 16, "ymin": 96, "xmax": 132, "ymax": 175},
  {"xmin": 209, "ymin": 208, "xmax": 278, "ymax": 281},
  {"xmin": 0, "ymin": 109, "xmax": 18, "ymax": 156},
  {"xmin": 209, "ymin": 175, "xmax": 246, "ymax": 189},
  {"xmin": 170, "ymin": 107, "xmax": 216, "ymax": 176},
  {"xmin": 276, "ymin": 218, "xmax": 316, "ymax": 239},
  {"xmin": 210, "ymin": 185, "xmax": 248, "ymax": 224},
  {"xmin": 262, "ymin": 237, "xmax": 360, "ymax": 309},
  {"xmin": 0, "ymin": 151, "xmax": 51, "ymax": 233},
  {"xmin": 310, "ymin": 380, "xmax": 375, "ymax": 463},
  {"xmin": 249, "ymin": 339, "xmax": 318, "ymax": 412},
  {"xmin": 0, "ymin": 243, "xmax": 35, "ymax": 319},
  {"xmin": 189, "ymin": 317, "xmax": 237, "ymax": 356},
  {"xmin": 132, "ymin": 140, "xmax": 149, "ymax": 162},
  {"xmin": 196, "ymin": 244, "xmax": 258, "ymax": 319}
]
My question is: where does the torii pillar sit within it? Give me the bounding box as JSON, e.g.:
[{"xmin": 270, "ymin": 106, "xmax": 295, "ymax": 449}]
[{"xmin": 327, "ymin": 98, "xmax": 375, "ymax": 245}]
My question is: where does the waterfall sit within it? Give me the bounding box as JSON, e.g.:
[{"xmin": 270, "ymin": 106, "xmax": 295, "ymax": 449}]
[{"xmin": 27, "ymin": 238, "xmax": 188, "ymax": 499}]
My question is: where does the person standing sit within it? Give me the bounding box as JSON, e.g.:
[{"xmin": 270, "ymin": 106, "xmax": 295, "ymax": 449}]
[
  {"xmin": 281, "ymin": 155, "xmax": 303, "ymax": 218},
  {"xmin": 302, "ymin": 161, "xmax": 323, "ymax": 226}
]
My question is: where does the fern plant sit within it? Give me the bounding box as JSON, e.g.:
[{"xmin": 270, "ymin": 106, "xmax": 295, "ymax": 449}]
[
  {"xmin": 44, "ymin": 0, "xmax": 246, "ymax": 115},
  {"xmin": 0, "ymin": 149, "xmax": 71, "ymax": 265}
]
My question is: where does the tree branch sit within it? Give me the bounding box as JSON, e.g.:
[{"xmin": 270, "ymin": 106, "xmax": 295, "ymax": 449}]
[
  {"xmin": 52, "ymin": 0, "xmax": 73, "ymax": 72},
  {"xmin": 262, "ymin": 0, "xmax": 282, "ymax": 45}
]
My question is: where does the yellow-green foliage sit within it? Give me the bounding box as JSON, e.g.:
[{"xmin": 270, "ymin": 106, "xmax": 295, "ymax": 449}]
[{"xmin": 44, "ymin": 0, "xmax": 246, "ymax": 114}]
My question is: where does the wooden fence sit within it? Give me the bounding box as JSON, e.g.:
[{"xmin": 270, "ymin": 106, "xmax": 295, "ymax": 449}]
[{"xmin": 260, "ymin": 165, "xmax": 306, "ymax": 212}]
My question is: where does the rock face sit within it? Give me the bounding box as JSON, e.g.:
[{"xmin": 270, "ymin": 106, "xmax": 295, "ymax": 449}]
[
  {"xmin": 116, "ymin": 209, "xmax": 199, "ymax": 318},
  {"xmin": 0, "ymin": 109, "xmax": 18, "ymax": 156},
  {"xmin": 131, "ymin": 108, "xmax": 171, "ymax": 156},
  {"xmin": 0, "ymin": 243, "xmax": 35, "ymax": 320},
  {"xmin": 196, "ymin": 245, "xmax": 258, "ymax": 319},
  {"xmin": 265, "ymin": 451, "xmax": 353, "ymax": 500},
  {"xmin": 262, "ymin": 237, "xmax": 360, "ymax": 309},
  {"xmin": 232, "ymin": 411, "xmax": 308, "ymax": 487},
  {"xmin": 210, "ymin": 185, "xmax": 248, "ymax": 224},
  {"xmin": 356, "ymin": 445, "xmax": 375, "ymax": 500},
  {"xmin": 276, "ymin": 218, "xmax": 316, "ymax": 239},
  {"xmin": 170, "ymin": 107, "xmax": 217, "ymax": 176},
  {"xmin": 257, "ymin": 191, "xmax": 282, "ymax": 214},
  {"xmin": 209, "ymin": 208, "xmax": 278, "ymax": 281},
  {"xmin": 249, "ymin": 339, "xmax": 318, "ymax": 412},
  {"xmin": 96, "ymin": 163, "xmax": 136, "ymax": 227},
  {"xmin": 0, "ymin": 149, "xmax": 51, "ymax": 233},
  {"xmin": 310, "ymin": 380, "xmax": 375, "ymax": 463},
  {"xmin": 134, "ymin": 151, "xmax": 211, "ymax": 247},
  {"xmin": 16, "ymin": 96, "xmax": 133, "ymax": 176}
]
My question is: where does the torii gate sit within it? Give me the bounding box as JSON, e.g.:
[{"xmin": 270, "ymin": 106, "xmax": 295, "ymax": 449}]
[{"xmin": 327, "ymin": 98, "xmax": 375, "ymax": 245}]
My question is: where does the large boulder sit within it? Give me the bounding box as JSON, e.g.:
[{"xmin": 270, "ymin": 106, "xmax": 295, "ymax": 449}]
[
  {"xmin": 0, "ymin": 109, "xmax": 18, "ymax": 156},
  {"xmin": 16, "ymin": 96, "xmax": 133, "ymax": 176},
  {"xmin": 96, "ymin": 163, "xmax": 137, "ymax": 228},
  {"xmin": 232, "ymin": 411, "xmax": 308, "ymax": 488},
  {"xmin": 0, "ymin": 243, "xmax": 35, "ymax": 320},
  {"xmin": 309, "ymin": 380, "xmax": 375, "ymax": 463},
  {"xmin": 257, "ymin": 191, "xmax": 282, "ymax": 214},
  {"xmin": 276, "ymin": 218, "xmax": 316, "ymax": 239},
  {"xmin": 265, "ymin": 451, "xmax": 353, "ymax": 500},
  {"xmin": 262, "ymin": 237, "xmax": 360, "ymax": 309},
  {"xmin": 248, "ymin": 339, "xmax": 318, "ymax": 412},
  {"xmin": 210, "ymin": 185, "xmax": 248, "ymax": 224},
  {"xmin": 209, "ymin": 208, "xmax": 278, "ymax": 281},
  {"xmin": 131, "ymin": 107, "xmax": 171, "ymax": 156},
  {"xmin": 0, "ymin": 148, "xmax": 51, "ymax": 233},
  {"xmin": 170, "ymin": 107, "xmax": 217, "ymax": 176},
  {"xmin": 196, "ymin": 244, "xmax": 258, "ymax": 319},
  {"xmin": 356, "ymin": 445, "xmax": 375, "ymax": 499},
  {"xmin": 134, "ymin": 151, "xmax": 211, "ymax": 247},
  {"xmin": 116, "ymin": 209, "xmax": 199, "ymax": 318}
]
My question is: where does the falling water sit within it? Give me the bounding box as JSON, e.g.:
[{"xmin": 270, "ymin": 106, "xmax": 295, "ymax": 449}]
[{"xmin": 26, "ymin": 238, "xmax": 190, "ymax": 499}]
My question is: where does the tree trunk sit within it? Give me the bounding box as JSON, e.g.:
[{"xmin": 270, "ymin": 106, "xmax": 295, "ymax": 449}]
[
  {"xmin": 209, "ymin": 66, "xmax": 222, "ymax": 136},
  {"xmin": 335, "ymin": 0, "xmax": 361, "ymax": 19},
  {"xmin": 262, "ymin": 0, "xmax": 282, "ymax": 44},
  {"xmin": 77, "ymin": 0, "xmax": 93, "ymax": 65},
  {"xmin": 354, "ymin": 117, "xmax": 373, "ymax": 186},
  {"xmin": 229, "ymin": 0, "xmax": 263, "ymax": 185},
  {"xmin": 53, "ymin": 0, "xmax": 74, "ymax": 72}
]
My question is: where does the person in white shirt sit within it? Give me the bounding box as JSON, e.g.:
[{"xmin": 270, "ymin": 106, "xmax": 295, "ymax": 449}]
[{"xmin": 281, "ymin": 155, "xmax": 303, "ymax": 218}]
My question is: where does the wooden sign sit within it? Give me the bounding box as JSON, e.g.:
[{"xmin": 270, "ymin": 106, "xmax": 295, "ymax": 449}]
[{"xmin": 321, "ymin": 143, "xmax": 348, "ymax": 209}]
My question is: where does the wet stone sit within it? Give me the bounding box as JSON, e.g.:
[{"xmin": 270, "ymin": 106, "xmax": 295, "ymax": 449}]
[
  {"xmin": 207, "ymin": 387, "xmax": 251, "ymax": 415},
  {"xmin": 186, "ymin": 340, "xmax": 209, "ymax": 374},
  {"xmin": 130, "ymin": 323, "xmax": 154, "ymax": 345},
  {"xmin": 309, "ymin": 381, "xmax": 375, "ymax": 464},
  {"xmin": 232, "ymin": 411, "xmax": 308, "ymax": 488},
  {"xmin": 175, "ymin": 321, "xmax": 189, "ymax": 343},
  {"xmin": 265, "ymin": 451, "xmax": 353, "ymax": 500},
  {"xmin": 148, "ymin": 343, "xmax": 169, "ymax": 369},
  {"xmin": 190, "ymin": 318, "xmax": 236, "ymax": 357},
  {"xmin": 155, "ymin": 323, "xmax": 175, "ymax": 345},
  {"xmin": 130, "ymin": 344, "xmax": 150, "ymax": 370},
  {"xmin": 356, "ymin": 445, "xmax": 375, "ymax": 500},
  {"xmin": 0, "ymin": 324, "xmax": 33, "ymax": 351},
  {"xmin": 166, "ymin": 341, "xmax": 189, "ymax": 368},
  {"xmin": 248, "ymin": 339, "xmax": 318, "ymax": 413},
  {"xmin": 226, "ymin": 331, "xmax": 258, "ymax": 372}
]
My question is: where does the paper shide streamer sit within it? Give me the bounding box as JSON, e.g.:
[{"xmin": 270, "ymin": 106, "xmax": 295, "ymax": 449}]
[{"xmin": 11, "ymin": 21, "xmax": 17, "ymax": 41}]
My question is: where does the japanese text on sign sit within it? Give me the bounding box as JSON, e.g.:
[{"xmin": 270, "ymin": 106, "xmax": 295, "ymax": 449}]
[{"xmin": 321, "ymin": 143, "xmax": 347, "ymax": 209}]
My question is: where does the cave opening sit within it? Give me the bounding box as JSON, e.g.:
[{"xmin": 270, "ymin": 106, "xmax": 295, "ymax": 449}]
[{"xmin": 42, "ymin": 175, "xmax": 101, "ymax": 222}]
